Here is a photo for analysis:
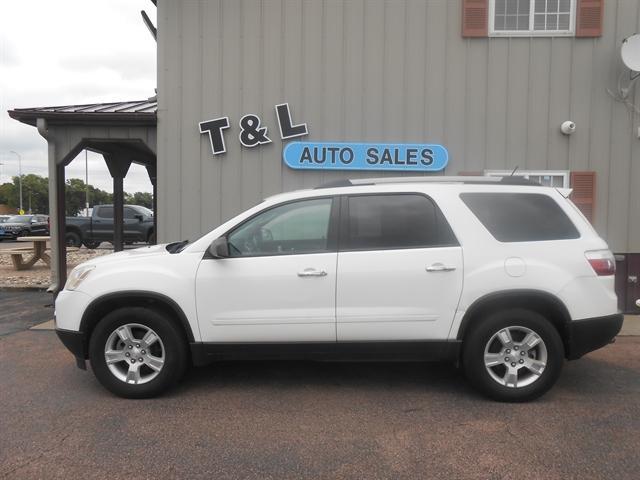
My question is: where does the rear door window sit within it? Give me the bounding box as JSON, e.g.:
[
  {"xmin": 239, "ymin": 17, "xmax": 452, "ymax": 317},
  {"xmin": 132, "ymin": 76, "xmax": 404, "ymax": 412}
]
[
  {"xmin": 343, "ymin": 194, "xmax": 458, "ymax": 250},
  {"xmin": 460, "ymin": 192, "xmax": 580, "ymax": 242},
  {"xmin": 97, "ymin": 207, "xmax": 113, "ymax": 219}
]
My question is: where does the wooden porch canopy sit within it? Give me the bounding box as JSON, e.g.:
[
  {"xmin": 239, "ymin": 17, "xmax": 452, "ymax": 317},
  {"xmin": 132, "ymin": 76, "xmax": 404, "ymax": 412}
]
[{"xmin": 8, "ymin": 99, "xmax": 157, "ymax": 294}]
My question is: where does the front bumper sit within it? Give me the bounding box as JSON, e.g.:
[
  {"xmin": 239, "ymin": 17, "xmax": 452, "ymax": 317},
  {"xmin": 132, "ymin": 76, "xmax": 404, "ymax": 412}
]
[
  {"xmin": 56, "ymin": 328, "xmax": 85, "ymax": 358},
  {"xmin": 56, "ymin": 328, "xmax": 88, "ymax": 369},
  {"xmin": 567, "ymin": 313, "xmax": 623, "ymax": 359}
]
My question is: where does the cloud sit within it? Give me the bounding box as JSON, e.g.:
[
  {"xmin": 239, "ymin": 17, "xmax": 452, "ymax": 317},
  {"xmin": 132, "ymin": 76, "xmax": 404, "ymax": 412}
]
[
  {"xmin": 0, "ymin": 36, "xmax": 19, "ymax": 66},
  {"xmin": 59, "ymin": 51, "xmax": 156, "ymax": 81},
  {"xmin": 0, "ymin": 0, "xmax": 156, "ymax": 193}
]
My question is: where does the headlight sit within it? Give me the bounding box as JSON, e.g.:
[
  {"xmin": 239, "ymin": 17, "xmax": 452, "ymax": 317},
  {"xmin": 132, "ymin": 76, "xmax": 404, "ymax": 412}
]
[{"xmin": 65, "ymin": 264, "xmax": 95, "ymax": 291}]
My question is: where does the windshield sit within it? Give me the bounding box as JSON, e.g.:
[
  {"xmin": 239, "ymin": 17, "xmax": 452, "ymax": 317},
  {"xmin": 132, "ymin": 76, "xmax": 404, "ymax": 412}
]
[
  {"xmin": 135, "ymin": 206, "xmax": 154, "ymax": 217},
  {"xmin": 7, "ymin": 215, "xmax": 30, "ymax": 223}
]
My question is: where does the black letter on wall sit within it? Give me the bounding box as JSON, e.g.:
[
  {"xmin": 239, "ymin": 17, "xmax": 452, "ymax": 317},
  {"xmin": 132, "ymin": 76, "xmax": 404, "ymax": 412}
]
[
  {"xmin": 199, "ymin": 117, "xmax": 231, "ymax": 155},
  {"xmin": 275, "ymin": 103, "xmax": 308, "ymax": 140}
]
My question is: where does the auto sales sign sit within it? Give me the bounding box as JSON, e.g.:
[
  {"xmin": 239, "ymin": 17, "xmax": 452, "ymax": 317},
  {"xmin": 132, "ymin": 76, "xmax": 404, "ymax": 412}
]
[{"xmin": 283, "ymin": 142, "xmax": 448, "ymax": 172}]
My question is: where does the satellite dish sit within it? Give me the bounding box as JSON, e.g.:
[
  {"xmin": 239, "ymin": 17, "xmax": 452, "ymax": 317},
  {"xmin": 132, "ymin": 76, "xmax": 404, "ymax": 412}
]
[{"xmin": 621, "ymin": 34, "xmax": 640, "ymax": 72}]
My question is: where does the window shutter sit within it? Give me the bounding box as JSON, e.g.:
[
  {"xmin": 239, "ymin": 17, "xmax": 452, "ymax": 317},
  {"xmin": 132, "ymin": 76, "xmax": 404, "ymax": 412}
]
[
  {"xmin": 462, "ymin": 0, "xmax": 488, "ymax": 37},
  {"xmin": 570, "ymin": 171, "xmax": 596, "ymax": 223},
  {"xmin": 575, "ymin": 0, "xmax": 604, "ymax": 37}
]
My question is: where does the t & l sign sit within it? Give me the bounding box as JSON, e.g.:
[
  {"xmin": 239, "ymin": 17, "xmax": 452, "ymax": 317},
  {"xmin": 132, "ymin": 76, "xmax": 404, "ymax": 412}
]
[{"xmin": 199, "ymin": 103, "xmax": 308, "ymax": 155}]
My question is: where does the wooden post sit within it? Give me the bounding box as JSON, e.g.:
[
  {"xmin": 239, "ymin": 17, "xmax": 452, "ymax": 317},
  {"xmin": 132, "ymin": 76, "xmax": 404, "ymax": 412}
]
[
  {"xmin": 56, "ymin": 163, "xmax": 67, "ymax": 285},
  {"xmin": 146, "ymin": 165, "xmax": 157, "ymax": 244},
  {"xmin": 105, "ymin": 155, "xmax": 131, "ymax": 253}
]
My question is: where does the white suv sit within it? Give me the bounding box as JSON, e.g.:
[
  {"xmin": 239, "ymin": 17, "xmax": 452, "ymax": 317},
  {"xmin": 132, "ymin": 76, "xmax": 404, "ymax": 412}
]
[{"xmin": 55, "ymin": 177, "xmax": 622, "ymax": 401}]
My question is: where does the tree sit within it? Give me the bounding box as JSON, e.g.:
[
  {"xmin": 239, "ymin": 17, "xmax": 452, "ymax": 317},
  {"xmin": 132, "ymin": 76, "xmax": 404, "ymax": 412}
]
[
  {"xmin": 1, "ymin": 173, "xmax": 148, "ymax": 216},
  {"xmin": 65, "ymin": 178, "xmax": 113, "ymax": 216},
  {"xmin": 130, "ymin": 192, "xmax": 153, "ymax": 209},
  {"xmin": 0, "ymin": 182, "xmax": 15, "ymax": 206},
  {"xmin": 21, "ymin": 174, "xmax": 49, "ymax": 214}
]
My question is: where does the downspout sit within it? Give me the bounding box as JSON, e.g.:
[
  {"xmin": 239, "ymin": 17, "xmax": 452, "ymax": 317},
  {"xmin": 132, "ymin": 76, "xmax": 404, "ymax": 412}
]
[{"xmin": 36, "ymin": 118, "xmax": 62, "ymax": 294}]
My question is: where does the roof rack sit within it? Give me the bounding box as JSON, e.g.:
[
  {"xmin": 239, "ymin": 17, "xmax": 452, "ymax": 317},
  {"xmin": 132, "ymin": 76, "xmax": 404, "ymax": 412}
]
[{"xmin": 314, "ymin": 176, "xmax": 541, "ymax": 189}]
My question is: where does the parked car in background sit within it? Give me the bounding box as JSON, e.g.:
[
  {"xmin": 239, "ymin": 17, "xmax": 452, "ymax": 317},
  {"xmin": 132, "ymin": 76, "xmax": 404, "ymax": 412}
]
[
  {"xmin": 0, "ymin": 214, "xmax": 49, "ymax": 240},
  {"xmin": 65, "ymin": 205, "xmax": 155, "ymax": 248}
]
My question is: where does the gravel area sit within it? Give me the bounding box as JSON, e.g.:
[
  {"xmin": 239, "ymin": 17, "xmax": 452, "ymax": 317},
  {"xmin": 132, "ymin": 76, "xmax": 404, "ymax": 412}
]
[{"xmin": 0, "ymin": 245, "xmax": 109, "ymax": 289}]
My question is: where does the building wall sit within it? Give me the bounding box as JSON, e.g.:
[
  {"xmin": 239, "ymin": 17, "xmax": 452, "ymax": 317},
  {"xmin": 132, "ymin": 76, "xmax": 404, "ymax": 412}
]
[{"xmin": 157, "ymin": 0, "xmax": 640, "ymax": 252}]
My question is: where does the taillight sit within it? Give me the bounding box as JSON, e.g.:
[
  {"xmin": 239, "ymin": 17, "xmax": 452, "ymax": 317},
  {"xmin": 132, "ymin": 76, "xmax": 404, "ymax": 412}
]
[{"xmin": 585, "ymin": 250, "xmax": 616, "ymax": 276}]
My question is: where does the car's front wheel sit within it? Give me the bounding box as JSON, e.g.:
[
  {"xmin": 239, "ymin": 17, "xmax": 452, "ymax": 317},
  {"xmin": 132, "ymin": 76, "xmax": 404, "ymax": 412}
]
[
  {"xmin": 462, "ymin": 309, "xmax": 564, "ymax": 402},
  {"xmin": 89, "ymin": 307, "xmax": 188, "ymax": 398}
]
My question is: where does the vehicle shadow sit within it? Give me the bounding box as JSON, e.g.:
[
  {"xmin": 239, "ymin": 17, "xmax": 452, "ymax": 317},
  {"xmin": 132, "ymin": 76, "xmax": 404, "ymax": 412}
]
[{"xmin": 176, "ymin": 359, "xmax": 478, "ymax": 397}]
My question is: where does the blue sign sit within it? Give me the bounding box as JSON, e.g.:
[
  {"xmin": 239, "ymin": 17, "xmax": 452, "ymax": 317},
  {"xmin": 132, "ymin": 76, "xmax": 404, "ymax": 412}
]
[{"xmin": 283, "ymin": 142, "xmax": 448, "ymax": 172}]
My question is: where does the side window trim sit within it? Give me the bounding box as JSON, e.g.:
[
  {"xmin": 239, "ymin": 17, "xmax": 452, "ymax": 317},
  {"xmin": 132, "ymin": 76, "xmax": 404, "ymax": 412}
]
[
  {"xmin": 216, "ymin": 196, "xmax": 340, "ymax": 259},
  {"xmin": 338, "ymin": 192, "xmax": 459, "ymax": 252}
]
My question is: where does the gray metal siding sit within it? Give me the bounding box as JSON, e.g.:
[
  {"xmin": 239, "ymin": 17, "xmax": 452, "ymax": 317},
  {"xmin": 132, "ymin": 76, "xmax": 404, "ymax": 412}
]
[{"xmin": 158, "ymin": 0, "xmax": 640, "ymax": 252}]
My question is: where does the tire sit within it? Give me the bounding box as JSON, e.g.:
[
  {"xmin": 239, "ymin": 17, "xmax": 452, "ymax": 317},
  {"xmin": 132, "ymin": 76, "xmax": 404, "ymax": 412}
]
[
  {"xmin": 462, "ymin": 309, "xmax": 564, "ymax": 402},
  {"xmin": 89, "ymin": 307, "xmax": 188, "ymax": 398},
  {"xmin": 83, "ymin": 240, "xmax": 101, "ymax": 249},
  {"xmin": 19, "ymin": 229, "xmax": 29, "ymax": 238},
  {"xmin": 147, "ymin": 231, "xmax": 156, "ymax": 245},
  {"xmin": 65, "ymin": 231, "xmax": 82, "ymax": 248}
]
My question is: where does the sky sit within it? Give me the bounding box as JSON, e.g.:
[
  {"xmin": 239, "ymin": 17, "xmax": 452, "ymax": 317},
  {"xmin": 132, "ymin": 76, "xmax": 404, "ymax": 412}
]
[{"xmin": 0, "ymin": 0, "xmax": 157, "ymax": 194}]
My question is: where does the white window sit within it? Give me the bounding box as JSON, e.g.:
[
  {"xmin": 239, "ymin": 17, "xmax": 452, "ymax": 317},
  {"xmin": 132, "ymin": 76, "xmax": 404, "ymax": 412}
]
[
  {"xmin": 489, "ymin": 0, "xmax": 576, "ymax": 37},
  {"xmin": 484, "ymin": 170, "xmax": 570, "ymax": 188}
]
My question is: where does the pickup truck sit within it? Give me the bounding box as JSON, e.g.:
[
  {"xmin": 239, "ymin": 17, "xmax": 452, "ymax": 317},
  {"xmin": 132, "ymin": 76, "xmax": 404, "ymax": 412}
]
[{"xmin": 65, "ymin": 204, "xmax": 155, "ymax": 248}]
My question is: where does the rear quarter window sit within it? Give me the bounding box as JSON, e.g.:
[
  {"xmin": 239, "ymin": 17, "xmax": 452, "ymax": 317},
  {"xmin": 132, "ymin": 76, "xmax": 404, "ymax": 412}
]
[{"xmin": 460, "ymin": 192, "xmax": 580, "ymax": 242}]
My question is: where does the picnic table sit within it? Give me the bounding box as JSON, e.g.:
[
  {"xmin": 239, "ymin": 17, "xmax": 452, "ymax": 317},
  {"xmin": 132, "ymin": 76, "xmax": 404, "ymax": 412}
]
[
  {"xmin": 4, "ymin": 236, "xmax": 53, "ymax": 270},
  {"xmin": 2, "ymin": 236, "xmax": 80, "ymax": 271}
]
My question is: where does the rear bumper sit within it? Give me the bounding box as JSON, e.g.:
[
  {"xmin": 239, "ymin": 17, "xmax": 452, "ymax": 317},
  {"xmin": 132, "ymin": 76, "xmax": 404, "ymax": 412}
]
[{"xmin": 567, "ymin": 313, "xmax": 623, "ymax": 360}]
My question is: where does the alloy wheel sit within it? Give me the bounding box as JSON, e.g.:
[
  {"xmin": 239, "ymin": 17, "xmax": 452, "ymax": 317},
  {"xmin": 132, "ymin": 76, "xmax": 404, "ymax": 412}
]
[
  {"xmin": 104, "ymin": 323, "xmax": 165, "ymax": 385},
  {"xmin": 483, "ymin": 326, "xmax": 548, "ymax": 389}
]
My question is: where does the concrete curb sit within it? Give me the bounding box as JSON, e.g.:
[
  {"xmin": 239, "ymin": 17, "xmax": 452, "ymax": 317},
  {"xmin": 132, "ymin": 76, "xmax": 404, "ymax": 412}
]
[
  {"xmin": 30, "ymin": 319, "xmax": 55, "ymax": 330},
  {"xmin": 0, "ymin": 286, "xmax": 50, "ymax": 292},
  {"xmin": 621, "ymin": 315, "xmax": 640, "ymax": 336}
]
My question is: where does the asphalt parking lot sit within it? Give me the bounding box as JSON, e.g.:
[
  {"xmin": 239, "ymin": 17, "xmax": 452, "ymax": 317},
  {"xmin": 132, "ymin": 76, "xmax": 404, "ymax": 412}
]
[{"xmin": 1, "ymin": 291, "xmax": 639, "ymax": 479}]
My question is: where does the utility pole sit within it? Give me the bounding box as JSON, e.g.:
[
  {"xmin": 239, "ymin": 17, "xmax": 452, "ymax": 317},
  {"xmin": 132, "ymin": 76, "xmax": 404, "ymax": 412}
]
[{"xmin": 9, "ymin": 151, "xmax": 23, "ymax": 213}]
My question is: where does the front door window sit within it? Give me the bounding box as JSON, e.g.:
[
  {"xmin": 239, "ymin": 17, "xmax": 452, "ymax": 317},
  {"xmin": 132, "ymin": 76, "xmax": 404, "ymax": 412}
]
[{"xmin": 227, "ymin": 198, "xmax": 333, "ymax": 257}]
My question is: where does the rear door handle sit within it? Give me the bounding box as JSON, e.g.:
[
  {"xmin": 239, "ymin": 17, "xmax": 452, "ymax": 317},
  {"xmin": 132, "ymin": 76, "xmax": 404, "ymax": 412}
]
[
  {"xmin": 298, "ymin": 268, "xmax": 327, "ymax": 277},
  {"xmin": 426, "ymin": 263, "xmax": 456, "ymax": 272}
]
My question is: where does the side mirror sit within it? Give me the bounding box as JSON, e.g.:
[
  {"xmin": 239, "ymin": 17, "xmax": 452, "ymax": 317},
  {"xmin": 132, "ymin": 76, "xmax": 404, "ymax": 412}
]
[
  {"xmin": 208, "ymin": 237, "xmax": 229, "ymax": 259},
  {"xmin": 134, "ymin": 214, "xmax": 144, "ymax": 222}
]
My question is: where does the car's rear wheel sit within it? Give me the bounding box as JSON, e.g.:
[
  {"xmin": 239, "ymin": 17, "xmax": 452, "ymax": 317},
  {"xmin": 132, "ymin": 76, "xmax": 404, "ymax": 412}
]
[
  {"xmin": 83, "ymin": 240, "xmax": 101, "ymax": 249},
  {"xmin": 89, "ymin": 307, "xmax": 188, "ymax": 398},
  {"xmin": 462, "ymin": 309, "xmax": 564, "ymax": 402}
]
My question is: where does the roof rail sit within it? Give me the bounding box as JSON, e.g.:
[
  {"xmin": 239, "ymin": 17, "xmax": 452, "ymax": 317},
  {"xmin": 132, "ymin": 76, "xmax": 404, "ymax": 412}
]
[{"xmin": 314, "ymin": 176, "xmax": 540, "ymax": 189}]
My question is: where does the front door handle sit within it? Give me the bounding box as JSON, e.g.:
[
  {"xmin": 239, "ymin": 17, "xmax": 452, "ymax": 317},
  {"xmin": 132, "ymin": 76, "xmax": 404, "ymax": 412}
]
[
  {"xmin": 298, "ymin": 268, "xmax": 327, "ymax": 277},
  {"xmin": 426, "ymin": 263, "xmax": 456, "ymax": 272}
]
